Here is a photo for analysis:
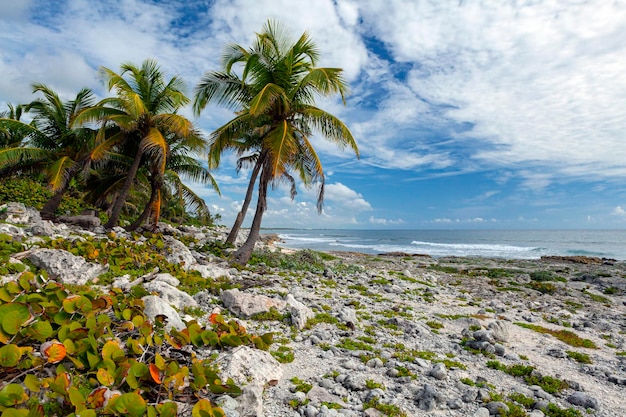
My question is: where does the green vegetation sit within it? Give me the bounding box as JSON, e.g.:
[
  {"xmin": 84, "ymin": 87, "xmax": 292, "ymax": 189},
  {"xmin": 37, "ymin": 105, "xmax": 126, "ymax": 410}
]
[
  {"xmin": 336, "ymin": 338, "xmax": 377, "ymax": 352},
  {"xmin": 566, "ymin": 350, "xmax": 592, "ymax": 364},
  {"xmin": 514, "ymin": 322, "xmax": 597, "ymax": 348},
  {"xmin": 0, "ymin": 271, "xmax": 274, "ymax": 416},
  {"xmin": 305, "ymin": 313, "xmax": 347, "ymax": 331},
  {"xmin": 290, "ymin": 377, "xmax": 312, "ymax": 393},
  {"xmin": 541, "ymin": 403, "xmax": 583, "ymax": 417},
  {"xmin": 363, "ymin": 397, "xmax": 408, "ymax": 417},
  {"xmin": 271, "ymin": 345, "xmax": 295, "ymax": 363},
  {"xmin": 425, "ymin": 320, "xmax": 444, "ymax": 329},
  {"xmin": 365, "ymin": 379, "xmax": 385, "ymax": 390},
  {"xmin": 526, "ymin": 281, "xmax": 557, "ymax": 294},
  {"xmin": 582, "ymin": 289, "xmax": 611, "ymax": 304},
  {"xmin": 486, "ymin": 360, "xmax": 569, "ymax": 394},
  {"xmin": 530, "ymin": 270, "xmax": 566, "ymax": 282}
]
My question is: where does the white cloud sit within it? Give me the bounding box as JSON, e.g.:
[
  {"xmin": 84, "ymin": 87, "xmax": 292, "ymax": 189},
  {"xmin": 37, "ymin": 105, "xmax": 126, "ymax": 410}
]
[
  {"xmin": 368, "ymin": 216, "xmax": 404, "ymax": 225},
  {"xmin": 323, "ymin": 182, "xmax": 372, "ymax": 211},
  {"xmin": 612, "ymin": 206, "xmax": 626, "ymax": 216}
]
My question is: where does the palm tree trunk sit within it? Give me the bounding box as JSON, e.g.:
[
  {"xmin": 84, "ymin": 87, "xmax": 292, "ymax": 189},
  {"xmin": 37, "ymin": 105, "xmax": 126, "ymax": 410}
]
[
  {"xmin": 232, "ymin": 163, "xmax": 269, "ymax": 265},
  {"xmin": 40, "ymin": 187, "xmax": 67, "ymax": 220},
  {"xmin": 40, "ymin": 164, "xmax": 80, "ymax": 220},
  {"xmin": 226, "ymin": 157, "xmax": 262, "ymax": 245},
  {"xmin": 105, "ymin": 145, "xmax": 143, "ymax": 229},
  {"xmin": 126, "ymin": 177, "xmax": 158, "ymax": 231}
]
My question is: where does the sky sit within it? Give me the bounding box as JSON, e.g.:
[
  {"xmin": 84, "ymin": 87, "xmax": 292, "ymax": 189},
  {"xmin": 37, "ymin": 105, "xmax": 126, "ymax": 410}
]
[{"xmin": 1, "ymin": 0, "xmax": 626, "ymax": 230}]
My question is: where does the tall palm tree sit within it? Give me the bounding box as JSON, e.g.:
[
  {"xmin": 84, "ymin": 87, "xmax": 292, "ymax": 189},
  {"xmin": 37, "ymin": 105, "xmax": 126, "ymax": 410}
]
[
  {"xmin": 0, "ymin": 85, "xmax": 101, "ymax": 219},
  {"xmin": 76, "ymin": 59, "xmax": 200, "ymax": 228},
  {"xmin": 194, "ymin": 20, "xmax": 359, "ymax": 264}
]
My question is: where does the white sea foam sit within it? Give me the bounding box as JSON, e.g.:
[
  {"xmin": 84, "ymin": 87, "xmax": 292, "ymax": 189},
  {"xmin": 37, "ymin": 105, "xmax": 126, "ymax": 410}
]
[{"xmin": 268, "ymin": 229, "xmax": 626, "ymax": 260}]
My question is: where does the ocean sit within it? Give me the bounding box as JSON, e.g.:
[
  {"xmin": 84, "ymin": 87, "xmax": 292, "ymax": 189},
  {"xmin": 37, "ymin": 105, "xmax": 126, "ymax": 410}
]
[{"xmin": 262, "ymin": 229, "xmax": 626, "ymax": 260}]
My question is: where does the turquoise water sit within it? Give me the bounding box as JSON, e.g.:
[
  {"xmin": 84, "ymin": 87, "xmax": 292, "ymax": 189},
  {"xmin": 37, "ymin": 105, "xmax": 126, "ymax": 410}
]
[{"xmin": 263, "ymin": 229, "xmax": 626, "ymax": 260}]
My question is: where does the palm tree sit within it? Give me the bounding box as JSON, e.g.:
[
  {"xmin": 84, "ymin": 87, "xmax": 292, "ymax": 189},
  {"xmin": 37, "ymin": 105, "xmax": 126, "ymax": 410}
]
[
  {"xmin": 194, "ymin": 20, "xmax": 359, "ymax": 264},
  {"xmin": 0, "ymin": 103, "xmax": 30, "ymax": 148},
  {"xmin": 126, "ymin": 137, "xmax": 220, "ymax": 231},
  {"xmin": 0, "ymin": 85, "xmax": 101, "ymax": 219},
  {"xmin": 76, "ymin": 59, "xmax": 200, "ymax": 229}
]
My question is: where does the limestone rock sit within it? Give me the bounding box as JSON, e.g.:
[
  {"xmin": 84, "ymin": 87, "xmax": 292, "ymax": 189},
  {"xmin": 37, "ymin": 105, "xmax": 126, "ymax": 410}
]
[
  {"xmin": 25, "ymin": 220, "xmax": 55, "ymax": 236},
  {"xmin": 0, "ymin": 202, "xmax": 41, "ymax": 224},
  {"xmin": 237, "ymin": 384, "xmax": 264, "ymax": 417},
  {"xmin": 217, "ymin": 346, "xmax": 283, "ymax": 386},
  {"xmin": 142, "ymin": 295, "xmax": 186, "ymax": 331},
  {"xmin": 143, "ymin": 275, "xmax": 197, "ymax": 310},
  {"xmin": 567, "ymin": 391, "xmax": 600, "ymax": 410},
  {"xmin": 285, "ymin": 294, "xmax": 314, "ymax": 330},
  {"xmin": 488, "ymin": 320, "xmax": 511, "ymax": 342},
  {"xmin": 161, "ymin": 235, "xmax": 196, "ymax": 270},
  {"xmin": 28, "ymin": 248, "xmax": 108, "ymax": 285},
  {"xmin": 338, "ymin": 307, "xmax": 358, "ymax": 329},
  {"xmin": 220, "ymin": 289, "xmax": 286, "ymax": 318},
  {"xmin": 191, "ymin": 263, "xmax": 231, "ymax": 279}
]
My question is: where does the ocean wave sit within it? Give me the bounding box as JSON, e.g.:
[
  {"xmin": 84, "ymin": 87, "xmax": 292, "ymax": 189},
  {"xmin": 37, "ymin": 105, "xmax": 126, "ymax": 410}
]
[
  {"xmin": 410, "ymin": 240, "xmax": 538, "ymax": 253},
  {"xmin": 277, "ymin": 234, "xmax": 337, "ymax": 244}
]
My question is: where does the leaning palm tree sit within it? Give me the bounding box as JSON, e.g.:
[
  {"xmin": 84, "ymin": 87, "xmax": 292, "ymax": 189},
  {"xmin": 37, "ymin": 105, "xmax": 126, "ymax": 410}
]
[
  {"xmin": 77, "ymin": 59, "xmax": 200, "ymax": 228},
  {"xmin": 194, "ymin": 20, "xmax": 359, "ymax": 264},
  {"xmin": 0, "ymin": 85, "xmax": 101, "ymax": 218}
]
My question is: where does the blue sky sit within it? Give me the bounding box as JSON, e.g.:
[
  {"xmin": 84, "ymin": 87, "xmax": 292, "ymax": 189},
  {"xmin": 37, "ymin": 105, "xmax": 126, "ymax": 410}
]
[{"xmin": 1, "ymin": 0, "xmax": 626, "ymax": 229}]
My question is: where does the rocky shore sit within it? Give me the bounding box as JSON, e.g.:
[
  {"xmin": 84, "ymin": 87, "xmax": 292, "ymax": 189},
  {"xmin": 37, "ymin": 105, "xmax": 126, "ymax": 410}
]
[{"xmin": 0, "ymin": 202, "xmax": 625, "ymax": 417}]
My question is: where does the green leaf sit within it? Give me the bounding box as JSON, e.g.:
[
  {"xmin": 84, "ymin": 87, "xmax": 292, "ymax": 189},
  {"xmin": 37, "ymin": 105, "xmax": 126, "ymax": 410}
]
[
  {"xmin": 1, "ymin": 408, "xmax": 29, "ymax": 417},
  {"xmin": 25, "ymin": 320, "xmax": 54, "ymax": 342},
  {"xmin": 0, "ymin": 303, "xmax": 31, "ymax": 335},
  {"xmin": 110, "ymin": 392, "xmax": 146, "ymax": 417},
  {"xmin": 157, "ymin": 401, "xmax": 177, "ymax": 417},
  {"xmin": 68, "ymin": 386, "xmax": 85, "ymax": 409},
  {"xmin": 219, "ymin": 334, "xmax": 243, "ymax": 347},
  {"xmin": 102, "ymin": 341, "xmax": 124, "ymax": 361},
  {"xmin": 23, "ymin": 374, "xmax": 41, "ymax": 392},
  {"xmin": 0, "ymin": 344, "xmax": 22, "ymax": 367},
  {"xmin": 0, "ymin": 384, "xmax": 28, "ymax": 407}
]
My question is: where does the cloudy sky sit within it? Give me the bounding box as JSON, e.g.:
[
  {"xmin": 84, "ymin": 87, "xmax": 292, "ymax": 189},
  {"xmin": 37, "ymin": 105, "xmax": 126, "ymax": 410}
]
[{"xmin": 1, "ymin": 0, "xmax": 626, "ymax": 229}]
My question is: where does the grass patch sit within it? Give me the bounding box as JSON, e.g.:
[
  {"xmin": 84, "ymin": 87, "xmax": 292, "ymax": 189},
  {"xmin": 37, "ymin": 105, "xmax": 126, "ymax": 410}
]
[
  {"xmin": 290, "ymin": 377, "xmax": 312, "ymax": 393},
  {"xmin": 336, "ymin": 338, "xmax": 376, "ymax": 352},
  {"xmin": 363, "ymin": 397, "xmax": 407, "ymax": 417},
  {"xmin": 566, "ymin": 350, "xmax": 592, "ymax": 364},
  {"xmin": 514, "ymin": 322, "xmax": 597, "ymax": 348},
  {"xmin": 582, "ymin": 289, "xmax": 611, "ymax": 304},
  {"xmin": 487, "ymin": 360, "xmax": 568, "ymax": 394},
  {"xmin": 425, "ymin": 320, "xmax": 444, "ymax": 329}
]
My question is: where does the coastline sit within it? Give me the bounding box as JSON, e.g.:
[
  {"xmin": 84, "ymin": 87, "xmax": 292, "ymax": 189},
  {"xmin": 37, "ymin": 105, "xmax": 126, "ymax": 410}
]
[
  {"xmin": 263, "ymin": 228, "xmax": 626, "ymax": 260},
  {"xmin": 0, "ymin": 205, "xmax": 624, "ymax": 417}
]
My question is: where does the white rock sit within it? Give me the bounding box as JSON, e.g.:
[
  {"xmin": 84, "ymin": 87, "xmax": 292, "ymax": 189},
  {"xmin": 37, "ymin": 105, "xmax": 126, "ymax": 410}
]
[
  {"xmin": 488, "ymin": 320, "xmax": 511, "ymax": 343},
  {"xmin": 28, "ymin": 248, "xmax": 108, "ymax": 285},
  {"xmin": 142, "ymin": 295, "xmax": 186, "ymax": 331},
  {"xmin": 191, "ymin": 263, "xmax": 231, "ymax": 279},
  {"xmin": 285, "ymin": 294, "xmax": 314, "ymax": 330},
  {"xmin": 220, "ymin": 289, "xmax": 286, "ymax": 318},
  {"xmin": 143, "ymin": 280, "xmax": 197, "ymax": 310},
  {"xmin": 217, "ymin": 346, "xmax": 283, "ymax": 386},
  {"xmin": 0, "ymin": 202, "xmax": 41, "ymax": 224},
  {"xmin": 161, "ymin": 235, "xmax": 196, "ymax": 270},
  {"xmin": 236, "ymin": 384, "xmax": 264, "ymax": 417}
]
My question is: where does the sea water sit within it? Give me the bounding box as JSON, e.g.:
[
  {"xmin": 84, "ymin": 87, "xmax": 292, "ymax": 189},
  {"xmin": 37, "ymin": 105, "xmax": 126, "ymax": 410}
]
[{"xmin": 263, "ymin": 229, "xmax": 626, "ymax": 260}]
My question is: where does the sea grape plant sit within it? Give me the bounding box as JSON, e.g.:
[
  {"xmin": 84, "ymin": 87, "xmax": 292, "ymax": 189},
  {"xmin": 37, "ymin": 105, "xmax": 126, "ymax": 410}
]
[{"xmin": 0, "ymin": 271, "xmax": 273, "ymax": 417}]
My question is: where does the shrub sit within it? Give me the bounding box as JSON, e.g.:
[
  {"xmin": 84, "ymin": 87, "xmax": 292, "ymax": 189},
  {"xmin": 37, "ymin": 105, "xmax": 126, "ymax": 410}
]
[{"xmin": 0, "ymin": 271, "xmax": 274, "ymax": 416}]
